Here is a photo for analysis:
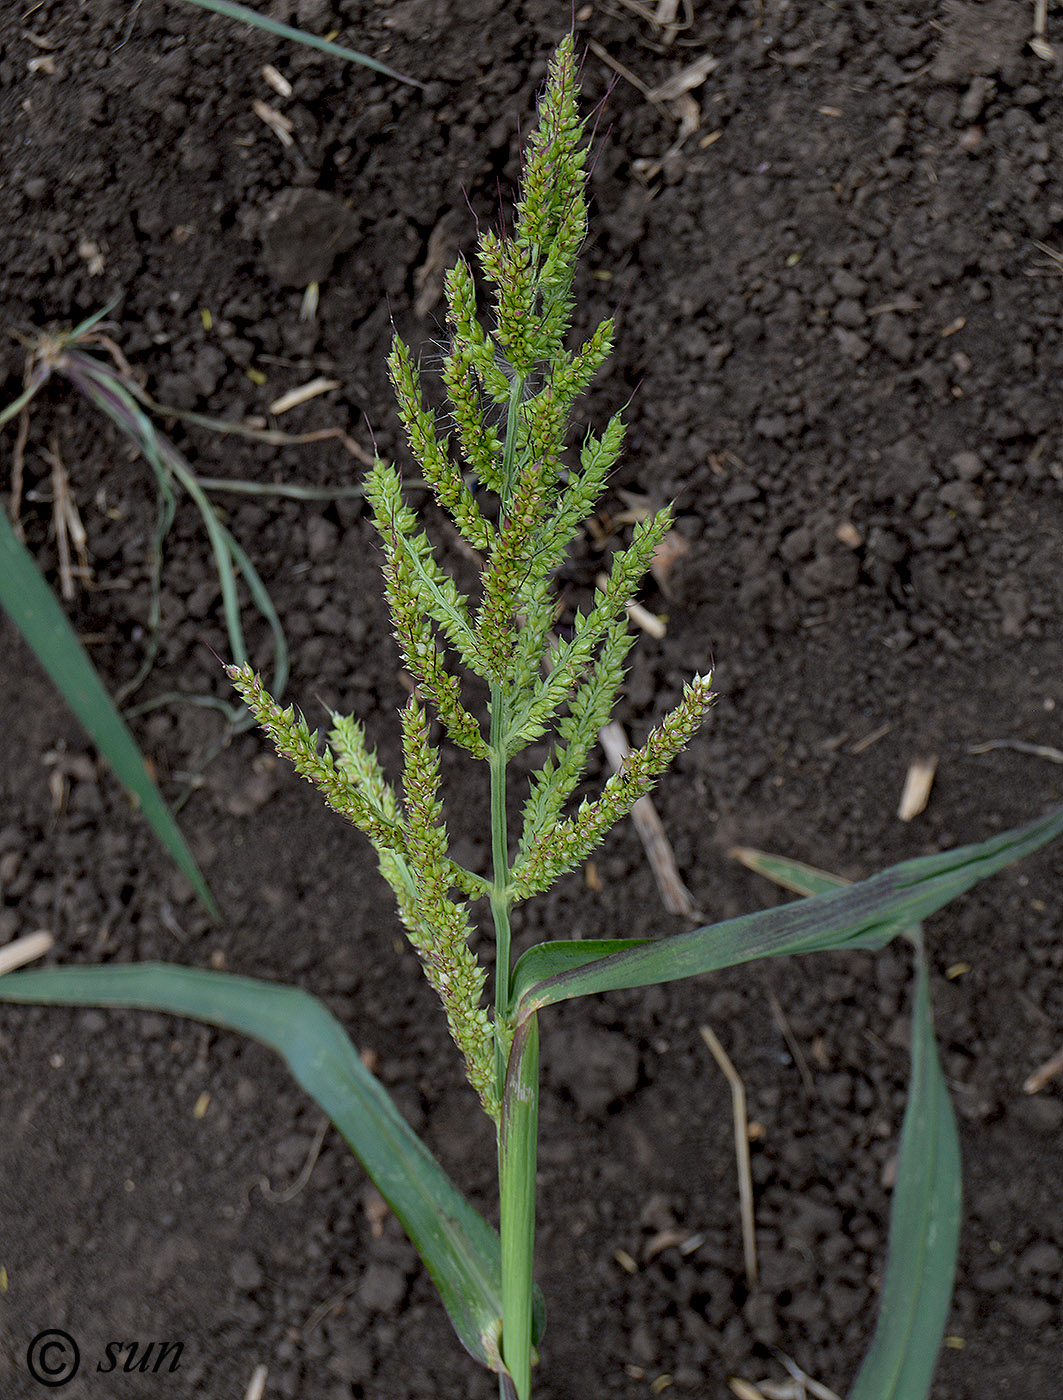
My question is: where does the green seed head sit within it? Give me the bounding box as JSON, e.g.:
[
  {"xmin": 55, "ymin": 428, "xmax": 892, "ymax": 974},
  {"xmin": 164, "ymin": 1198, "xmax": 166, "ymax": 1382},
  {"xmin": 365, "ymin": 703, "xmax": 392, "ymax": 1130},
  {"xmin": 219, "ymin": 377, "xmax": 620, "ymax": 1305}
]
[{"xmin": 232, "ymin": 36, "xmax": 714, "ymax": 1119}]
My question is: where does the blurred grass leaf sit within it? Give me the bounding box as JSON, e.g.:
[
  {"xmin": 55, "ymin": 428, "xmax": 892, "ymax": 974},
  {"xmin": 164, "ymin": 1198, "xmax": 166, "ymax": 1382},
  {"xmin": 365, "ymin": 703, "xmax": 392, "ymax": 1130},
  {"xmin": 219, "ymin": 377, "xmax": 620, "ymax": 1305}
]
[
  {"xmin": 177, "ymin": 0, "xmax": 425, "ymax": 87},
  {"xmin": 847, "ymin": 941, "xmax": 961, "ymax": 1400},
  {"xmin": 0, "ymin": 508, "xmax": 217, "ymax": 916}
]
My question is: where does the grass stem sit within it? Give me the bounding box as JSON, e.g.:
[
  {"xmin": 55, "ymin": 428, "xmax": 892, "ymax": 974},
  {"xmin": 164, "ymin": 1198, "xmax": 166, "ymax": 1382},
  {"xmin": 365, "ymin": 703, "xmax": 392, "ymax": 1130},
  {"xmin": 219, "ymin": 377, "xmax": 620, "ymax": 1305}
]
[
  {"xmin": 489, "ymin": 683, "xmax": 513, "ymax": 1083},
  {"xmin": 489, "ymin": 680, "xmax": 538, "ymax": 1397},
  {"xmin": 501, "ymin": 374, "xmax": 526, "ymax": 505},
  {"xmin": 498, "ymin": 1014, "xmax": 539, "ymax": 1400}
]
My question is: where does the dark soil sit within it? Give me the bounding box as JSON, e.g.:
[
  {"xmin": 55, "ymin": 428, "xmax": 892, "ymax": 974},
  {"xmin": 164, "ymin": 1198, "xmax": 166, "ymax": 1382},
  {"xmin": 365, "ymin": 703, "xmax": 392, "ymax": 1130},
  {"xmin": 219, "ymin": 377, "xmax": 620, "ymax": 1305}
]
[{"xmin": 2, "ymin": 3, "xmax": 1062, "ymax": 1398}]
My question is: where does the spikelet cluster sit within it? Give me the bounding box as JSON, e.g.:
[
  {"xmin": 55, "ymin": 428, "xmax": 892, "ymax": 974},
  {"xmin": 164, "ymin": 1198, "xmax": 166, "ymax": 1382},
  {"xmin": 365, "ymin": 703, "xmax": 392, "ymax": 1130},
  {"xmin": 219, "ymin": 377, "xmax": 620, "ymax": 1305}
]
[
  {"xmin": 229, "ymin": 663, "xmax": 498, "ymax": 1118},
  {"xmin": 231, "ymin": 36, "xmax": 714, "ymax": 1120}
]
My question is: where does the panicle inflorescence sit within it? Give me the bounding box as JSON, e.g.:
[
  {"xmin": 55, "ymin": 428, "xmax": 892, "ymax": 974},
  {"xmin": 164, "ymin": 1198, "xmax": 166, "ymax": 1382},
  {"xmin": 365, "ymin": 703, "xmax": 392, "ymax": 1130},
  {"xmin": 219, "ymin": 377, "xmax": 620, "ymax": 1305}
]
[
  {"xmin": 388, "ymin": 338, "xmax": 495, "ymax": 553},
  {"xmin": 232, "ymin": 35, "xmax": 715, "ymax": 1118}
]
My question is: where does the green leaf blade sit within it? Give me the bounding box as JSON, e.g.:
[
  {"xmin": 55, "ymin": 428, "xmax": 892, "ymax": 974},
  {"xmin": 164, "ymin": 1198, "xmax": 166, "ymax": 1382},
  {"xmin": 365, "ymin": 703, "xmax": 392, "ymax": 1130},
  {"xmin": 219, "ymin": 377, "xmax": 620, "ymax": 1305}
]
[
  {"xmin": 848, "ymin": 944, "xmax": 961, "ymax": 1400},
  {"xmin": 514, "ymin": 805, "xmax": 1063, "ymax": 1015},
  {"xmin": 0, "ymin": 509, "xmax": 218, "ymax": 917},
  {"xmin": 730, "ymin": 846, "xmax": 850, "ymax": 897},
  {"xmin": 0, "ymin": 963, "xmax": 544, "ymax": 1372},
  {"xmin": 511, "ymin": 939, "xmax": 652, "ymax": 1004}
]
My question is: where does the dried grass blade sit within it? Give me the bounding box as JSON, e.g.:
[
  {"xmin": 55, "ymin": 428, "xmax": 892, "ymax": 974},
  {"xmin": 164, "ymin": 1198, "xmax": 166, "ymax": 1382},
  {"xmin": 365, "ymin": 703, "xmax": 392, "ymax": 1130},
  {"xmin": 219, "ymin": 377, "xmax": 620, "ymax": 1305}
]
[{"xmin": 700, "ymin": 1025, "xmax": 756, "ymax": 1286}]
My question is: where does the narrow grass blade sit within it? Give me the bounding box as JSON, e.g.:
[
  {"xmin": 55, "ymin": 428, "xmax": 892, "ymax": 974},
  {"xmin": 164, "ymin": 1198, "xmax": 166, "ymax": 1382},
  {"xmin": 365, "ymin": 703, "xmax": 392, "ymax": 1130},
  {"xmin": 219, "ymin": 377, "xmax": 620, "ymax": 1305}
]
[
  {"xmin": 848, "ymin": 942, "xmax": 961, "ymax": 1400},
  {"xmin": 62, "ymin": 352, "xmax": 288, "ymax": 703},
  {"xmin": 0, "ymin": 300, "xmax": 123, "ymax": 421},
  {"xmin": 218, "ymin": 522, "xmax": 289, "ymax": 702},
  {"xmin": 67, "ymin": 359, "xmax": 244, "ymax": 659},
  {"xmin": 0, "ymin": 962, "xmax": 542, "ymax": 1372},
  {"xmin": 178, "ymin": 0, "xmax": 425, "ymax": 87},
  {"xmin": 730, "ymin": 847, "xmax": 850, "ymax": 897},
  {"xmin": 512, "ymin": 805, "xmax": 1063, "ymax": 1014},
  {"xmin": 0, "ymin": 369, "xmax": 49, "ymax": 430},
  {"xmin": 113, "ymin": 420, "xmax": 178, "ymax": 705},
  {"xmin": 0, "ymin": 509, "xmax": 217, "ymax": 917},
  {"xmin": 194, "ymin": 477, "xmax": 364, "ymax": 500}
]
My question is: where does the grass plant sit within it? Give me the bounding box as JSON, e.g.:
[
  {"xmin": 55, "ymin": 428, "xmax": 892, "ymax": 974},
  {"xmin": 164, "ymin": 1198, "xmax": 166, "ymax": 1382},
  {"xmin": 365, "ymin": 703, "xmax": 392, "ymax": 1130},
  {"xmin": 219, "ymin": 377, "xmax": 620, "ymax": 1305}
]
[
  {"xmin": 0, "ymin": 0, "xmax": 414, "ymax": 915},
  {"xmin": 1, "ymin": 310, "xmax": 364, "ymax": 910},
  {"xmin": 2, "ymin": 38, "xmax": 1062, "ymax": 1399}
]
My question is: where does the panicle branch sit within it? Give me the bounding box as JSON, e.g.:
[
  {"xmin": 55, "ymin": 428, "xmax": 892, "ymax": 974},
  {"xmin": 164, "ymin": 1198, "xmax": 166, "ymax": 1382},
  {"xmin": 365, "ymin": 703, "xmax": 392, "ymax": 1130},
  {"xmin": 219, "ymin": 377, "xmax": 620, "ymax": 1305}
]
[
  {"xmin": 229, "ymin": 664, "xmax": 408, "ymax": 854},
  {"xmin": 504, "ymin": 505, "xmax": 675, "ymax": 753},
  {"xmin": 398, "ymin": 698, "xmax": 498, "ymax": 1117},
  {"xmin": 512, "ymin": 673, "xmax": 716, "ymax": 897},
  {"xmin": 517, "ymin": 613, "xmax": 637, "ymax": 860},
  {"xmin": 388, "ymin": 337, "xmax": 494, "ymax": 553},
  {"xmin": 364, "ymin": 460, "xmax": 489, "ymax": 758},
  {"xmin": 442, "ymin": 334, "xmax": 505, "ymax": 491}
]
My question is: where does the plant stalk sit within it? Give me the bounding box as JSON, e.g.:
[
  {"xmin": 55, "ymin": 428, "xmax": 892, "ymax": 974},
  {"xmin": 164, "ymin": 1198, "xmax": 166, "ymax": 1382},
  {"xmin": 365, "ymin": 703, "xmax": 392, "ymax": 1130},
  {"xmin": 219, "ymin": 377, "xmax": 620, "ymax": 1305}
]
[
  {"xmin": 498, "ymin": 1012, "xmax": 540, "ymax": 1400},
  {"xmin": 489, "ymin": 684, "xmax": 512, "ymax": 1026},
  {"xmin": 500, "ymin": 372, "xmax": 526, "ymax": 504},
  {"xmin": 489, "ymin": 679, "xmax": 539, "ymax": 1398}
]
